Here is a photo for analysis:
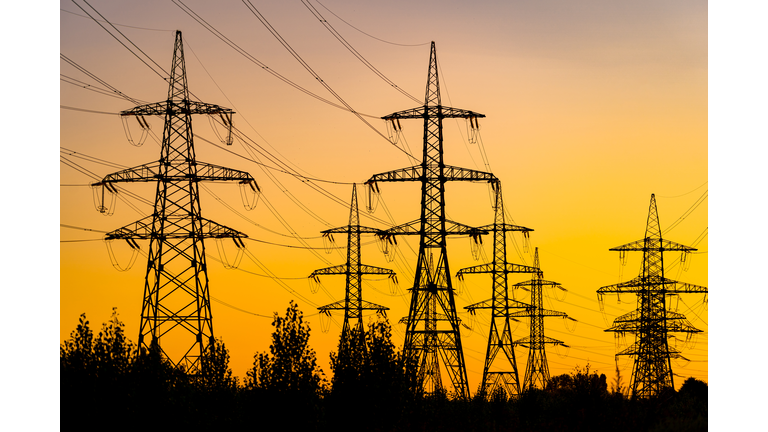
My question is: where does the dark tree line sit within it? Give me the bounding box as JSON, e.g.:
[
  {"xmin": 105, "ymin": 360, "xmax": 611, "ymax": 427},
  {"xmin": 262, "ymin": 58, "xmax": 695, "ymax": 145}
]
[{"xmin": 61, "ymin": 303, "xmax": 707, "ymax": 431}]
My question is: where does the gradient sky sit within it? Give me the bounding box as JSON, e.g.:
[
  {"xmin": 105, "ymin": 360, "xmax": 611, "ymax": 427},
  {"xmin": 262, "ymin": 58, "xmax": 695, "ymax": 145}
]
[{"xmin": 59, "ymin": 0, "xmax": 708, "ymax": 391}]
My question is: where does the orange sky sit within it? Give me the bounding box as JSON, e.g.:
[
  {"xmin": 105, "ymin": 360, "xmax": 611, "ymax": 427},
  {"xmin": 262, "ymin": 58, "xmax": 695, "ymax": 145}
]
[{"xmin": 59, "ymin": 0, "xmax": 708, "ymax": 393}]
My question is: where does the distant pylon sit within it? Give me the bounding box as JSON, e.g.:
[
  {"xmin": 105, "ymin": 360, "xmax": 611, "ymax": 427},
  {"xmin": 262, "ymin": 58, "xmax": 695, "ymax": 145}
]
[
  {"xmin": 93, "ymin": 31, "xmax": 258, "ymax": 373},
  {"xmin": 366, "ymin": 42, "xmax": 497, "ymax": 398},
  {"xmin": 509, "ymin": 248, "xmax": 569, "ymax": 391},
  {"xmin": 309, "ymin": 184, "xmax": 394, "ymax": 349},
  {"xmin": 458, "ymin": 181, "xmax": 538, "ymax": 398},
  {"xmin": 597, "ymin": 194, "xmax": 707, "ymax": 398}
]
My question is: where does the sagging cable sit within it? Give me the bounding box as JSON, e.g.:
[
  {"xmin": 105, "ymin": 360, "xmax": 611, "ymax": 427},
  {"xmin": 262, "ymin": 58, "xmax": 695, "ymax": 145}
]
[
  {"xmin": 105, "ymin": 238, "xmax": 140, "ymax": 272},
  {"xmin": 388, "ymin": 274, "xmax": 399, "ymax": 295},
  {"xmin": 322, "ymin": 233, "xmax": 336, "ymax": 254},
  {"xmin": 208, "ymin": 113, "xmax": 235, "ymax": 146},
  {"xmin": 365, "ymin": 180, "xmax": 380, "ymax": 213},
  {"xmin": 215, "ymin": 237, "xmax": 246, "ymax": 269},
  {"xmin": 386, "ymin": 118, "xmax": 402, "ymax": 145},
  {"xmin": 92, "ymin": 182, "xmax": 118, "ymax": 215},
  {"xmin": 466, "ymin": 116, "xmax": 480, "ymax": 144},
  {"xmin": 564, "ymin": 316, "xmax": 578, "ymax": 333},
  {"xmin": 319, "ymin": 310, "xmax": 331, "ymax": 333},
  {"xmin": 308, "ymin": 275, "xmax": 322, "ymax": 294},
  {"xmin": 239, "ymin": 179, "xmax": 261, "ymax": 210},
  {"xmin": 121, "ymin": 115, "xmax": 150, "ymax": 147},
  {"xmin": 469, "ymin": 233, "xmax": 483, "ymax": 261}
]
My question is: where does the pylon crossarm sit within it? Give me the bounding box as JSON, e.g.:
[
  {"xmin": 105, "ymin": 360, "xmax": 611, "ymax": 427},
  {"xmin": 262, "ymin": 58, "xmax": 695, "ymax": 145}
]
[
  {"xmin": 513, "ymin": 335, "xmax": 564, "ymax": 346},
  {"xmin": 476, "ymin": 223, "xmax": 534, "ymax": 233},
  {"xmin": 96, "ymin": 161, "xmax": 256, "ymax": 184},
  {"xmin": 318, "ymin": 300, "xmax": 346, "ymax": 312},
  {"xmin": 457, "ymin": 262, "xmax": 539, "ymax": 278},
  {"xmin": 321, "ymin": 225, "xmax": 382, "ymax": 235},
  {"xmin": 358, "ymin": 264, "xmax": 396, "ymax": 276},
  {"xmin": 381, "ymin": 219, "xmax": 489, "ymax": 237},
  {"xmin": 382, "ymin": 105, "xmax": 485, "ymax": 120},
  {"xmin": 663, "ymin": 280, "xmax": 708, "ymax": 294},
  {"xmin": 598, "ymin": 276, "xmax": 707, "ymax": 294},
  {"xmin": 665, "ymin": 313, "xmax": 704, "ymax": 333},
  {"xmin": 359, "ymin": 300, "xmax": 389, "ymax": 313},
  {"xmin": 615, "ymin": 342, "xmax": 686, "ymax": 358},
  {"xmin": 509, "ymin": 308, "xmax": 568, "ymax": 318},
  {"xmin": 511, "ymin": 279, "xmax": 561, "ymax": 289},
  {"xmin": 609, "ymin": 238, "xmax": 697, "ymax": 252},
  {"xmin": 105, "ymin": 216, "xmax": 247, "ymax": 240},
  {"xmin": 318, "ymin": 299, "xmax": 388, "ymax": 313},
  {"xmin": 191, "ymin": 162, "xmax": 257, "ymax": 183},
  {"xmin": 120, "ymin": 100, "xmax": 234, "ymax": 117},
  {"xmin": 368, "ymin": 166, "xmax": 422, "ymax": 183},
  {"xmin": 612, "ymin": 310, "xmax": 640, "ymax": 324},
  {"xmin": 96, "ymin": 162, "xmax": 162, "ymax": 184},
  {"xmin": 467, "ymin": 298, "xmax": 531, "ymax": 313},
  {"xmin": 465, "ymin": 298, "xmax": 493, "ymax": 311},
  {"xmin": 442, "ymin": 165, "xmax": 496, "ymax": 182},
  {"xmin": 309, "ymin": 264, "xmax": 347, "ymax": 278}
]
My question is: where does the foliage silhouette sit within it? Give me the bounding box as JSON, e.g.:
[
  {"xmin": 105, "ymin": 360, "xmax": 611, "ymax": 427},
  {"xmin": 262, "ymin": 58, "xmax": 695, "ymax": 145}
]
[
  {"xmin": 327, "ymin": 318, "xmax": 421, "ymax": 431},
  {"xmin": 245, "ymin": 301, "xmax": 327, "ymax": 430},
  {"xmin": 60, "ymin": 308, "xmax": 706, "ymax": 431}
]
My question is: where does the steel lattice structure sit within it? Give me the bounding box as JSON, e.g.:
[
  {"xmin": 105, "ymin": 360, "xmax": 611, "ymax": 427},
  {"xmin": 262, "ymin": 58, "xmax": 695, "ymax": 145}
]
[
  {"xmin": 94, "ymin": 31, "xmax": 257, "ymax": 373},
  {"xmin": 509, "ymin": 247, "xmax": 568, "ymax": 391},
  {"xmin": 310, "ymin": 184, "xmax": 393, "ymax": 349},
  {"xmin": 458, "ymin": 181, "xmax": 538, "ymax": 398},
  {"xmin": 597, "ymin": 194, "xmax": 707, "ymax": 398},
  {"xmin": 366, "ymin": 42, "xmax": 495, "ymax": 398}
]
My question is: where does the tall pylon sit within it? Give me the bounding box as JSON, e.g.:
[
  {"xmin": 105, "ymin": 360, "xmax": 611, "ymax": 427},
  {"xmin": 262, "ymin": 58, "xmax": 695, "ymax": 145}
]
[
  {"xmin": 366, "ymin": 42, "xmax": 497, "ymax": 398},
  {"xmin": 509, "ymin": 248, "xmax": 569, "ymax": 391},
  {"xmin": 458, "ymin": 181, "xmax": 538, "ymax": 398},
  {"xmin": 93, "ymin": 31, "xmax": 258, "ymax": 373},
  {"xmin": 309, "ymin": 184, "xmax": 394, "ymax": 348},
  {"xmin": 597, "ymin": 194, "xmax": 707, "ymax": 398}
]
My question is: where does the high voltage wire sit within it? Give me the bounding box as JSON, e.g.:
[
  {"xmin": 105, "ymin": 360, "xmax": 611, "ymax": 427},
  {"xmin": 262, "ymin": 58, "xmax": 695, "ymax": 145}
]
[
  {"xmin": 61, "ymin": 8, "xmax": 174, "ymax": 32},
  {"xmin": 240, "ymin": 0, "xmax": 419, "ymax": 162},
  {"xmin": 664, "ymin": 189, "xmax": 708, "ymax": 234},
  {"xmin": 70, "ymin": 0, "xmax": 169, "ymax": 84},
  {"xmin": 312, "ymin": 0, "xmax": 429, "ymax": 47},
  {"xmin": 61, "ymin": 75, "xmax": 137, "ymax": 101},
  {"xmin": 171, "ymin": 0, "xmax": 381, "ymax": 120},
  {"xmin": 300, "ymin": 0, "xmax": 422, "ymax": 104},
  {"xmin": 182, "ymin": 38, "xmax": 329, "ymax": 182},
  {"xmin": 60, "ymin": 54, "xmax": 145, "ymax": 105}
]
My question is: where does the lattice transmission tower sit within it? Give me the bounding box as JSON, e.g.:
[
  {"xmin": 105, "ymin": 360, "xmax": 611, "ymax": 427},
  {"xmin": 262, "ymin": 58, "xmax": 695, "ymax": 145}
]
[
  {"xmin": 365, "ymin": 42, "xmax": 496, "ymax": 398},
  {"xmin": 309, "ymin": 184, "xmax": 394, "ymax": 350},
  {"xmin": 597, "ymin": 194, "xmax": 707, "ymax": 398},
  {"xmin": 93, "ymin": 31, "xmax": 258, "ymax": 373},
  {"xmin": 510, "ymin": 247, "xmax": 569, "ymax": 391},
  {"xmin": 458, "ymin": 181, "xmax": 538, "ymax": 398}
]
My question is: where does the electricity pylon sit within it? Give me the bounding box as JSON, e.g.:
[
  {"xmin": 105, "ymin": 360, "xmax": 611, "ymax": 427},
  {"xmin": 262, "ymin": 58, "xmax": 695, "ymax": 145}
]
[
  {"xmin": 309, "ymin": 184, "xmax": 394, "ymax": 349},
  {"xmin": 93, "ymin": 31, "xmax": 257, "ymax": 374},
  {"xmin": 509, "ymin": 247, "xmax": 569, "ymax": 391},
  {"xmin": 458, "ymin": 181, "xmax": 538, "ymax": 398},
  {"xmin": 597, "ymin": 194, "xmax": 707, "ymax": 398},
  {"xmin": 366, "ymin": 42, "xmax": 496, "ymax": 398}
]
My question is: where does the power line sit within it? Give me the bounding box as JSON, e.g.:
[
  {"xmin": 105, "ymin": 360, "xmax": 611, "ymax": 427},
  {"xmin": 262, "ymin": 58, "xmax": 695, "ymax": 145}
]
[
  {"xmin": 70, "ymin": 0, "xmax": 169, "ymax": 83},
  {"xmin": 241, "ymin": 0, "xmax": 418, "ymax": 162},
  {"xmin": 313, "ymin": 0, "xmax": 430, "ymax": 47},
  {"xmin": 61, "ymin": 8, "xmax": 174, "ymax": 32},
  {"xmin": 171, "ymin": 0, "xmax": 379, "ymax": 118},
  {"xmin": 300, "ymin": 0, "xmax": 421, "ymax": 103}
]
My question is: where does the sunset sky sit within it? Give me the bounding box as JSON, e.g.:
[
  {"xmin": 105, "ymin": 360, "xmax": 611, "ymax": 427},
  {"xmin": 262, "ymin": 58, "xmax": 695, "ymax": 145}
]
[{"xmin": 56, "ymin": 0, "xmax": 713, "ymax": 397}]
